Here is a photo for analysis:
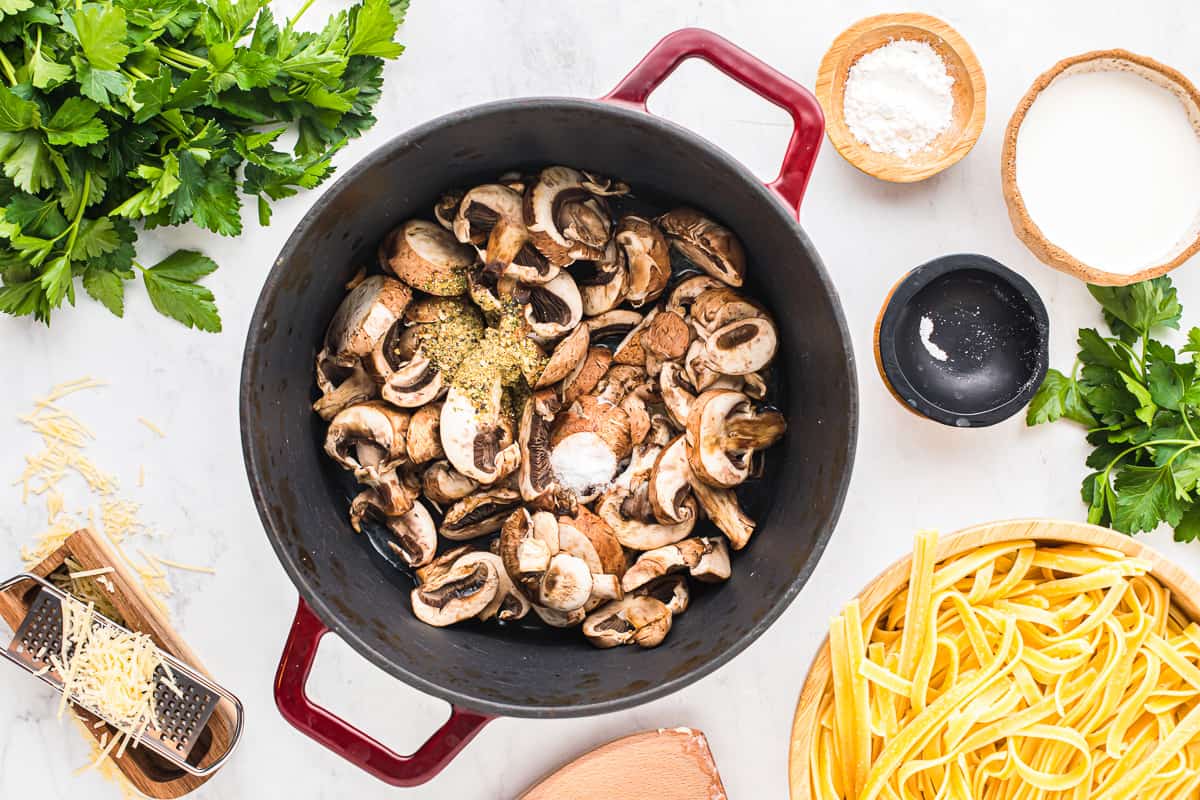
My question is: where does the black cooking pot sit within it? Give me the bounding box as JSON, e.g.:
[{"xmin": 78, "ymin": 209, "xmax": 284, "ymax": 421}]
[{"xmin": 241, "ymin": 29, "xmax": 857, "ymax": 786}]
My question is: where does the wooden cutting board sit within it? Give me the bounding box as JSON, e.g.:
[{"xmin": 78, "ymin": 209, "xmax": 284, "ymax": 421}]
[
  {"xmin": 519, "ymin": 728, "xmax": 727, "ymax": 800},
  {"xmin": 0, "ymin": 528, "xmax": 238, "ymax": 799}
]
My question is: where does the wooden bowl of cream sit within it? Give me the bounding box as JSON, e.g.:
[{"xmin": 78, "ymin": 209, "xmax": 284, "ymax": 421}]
[
  {"xmin": 1003, "ymin": 50, "xmax": 1200, "ymax": 286},
  {"xmin": 815, "ymin": 13, "xmax": 987, "ymax": 183}
]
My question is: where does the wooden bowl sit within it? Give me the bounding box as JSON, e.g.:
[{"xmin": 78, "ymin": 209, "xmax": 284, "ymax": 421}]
[
  {"xmin": 815, "ymin": 13, "xmax": 986, "ymax": 183},
  {"xmin": 1002, "ymin": 50, "xmax": 1200, "ymax": 286},
  {"xmin": 786, "ymin": 518, "xmax": 1200, "ymax": 800}
]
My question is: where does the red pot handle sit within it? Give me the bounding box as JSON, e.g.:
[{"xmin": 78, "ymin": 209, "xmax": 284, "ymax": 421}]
[
  {"xmin": 274, "ymin": 597, "xmax": 492, "ymax": 787},
  {"xmin": 602, "ymin": 28, "xmax": 824, "ymax": 217}
]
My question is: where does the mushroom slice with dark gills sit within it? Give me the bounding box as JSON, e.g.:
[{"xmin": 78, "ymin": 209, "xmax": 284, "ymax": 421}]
[
  {"xmin": 701, "ymin": 316, "xmax": 778, "ymax": 376},
  {"xmin": 621, "ymin": 537, "xmax": 731, "ymax": 593},
  {"xmin": 585, "ymin": 308, "xmax": 643, "ymax": 346},
  {"xmin": 648, "ymin": 436, "xmax": 696, "ymax": 526},
  {"xmin": 658, "ymin": 208, "xmax": 747, "ymax": 287},
  {"xmin": 454, "ymin": 184, "xmax": 559, "ymax": 285},
  {"xmin": 440, "ymin": 485, "xmax": 522, "ymax": 540},
  {"xmin": 379, "ymin": 219, "xmax": 474, "ymax": 297},
  {"xmin": 518, "ymin": 391, "xmax": 564, "ymax": 506},
  {"xmin": 421, "ymin": 460, "xmax": 478, "ymax": 506},
  {"xmin": 381, "ymin": 500, "xmax": 438, "ymax": 567},
  {"xmin": 659, "ymin": 361, "xmax": 698, "ymax": 429},
  {"xmin": 366, "ymin": 323, "xmax": 445, "ymax": 408},
  {"xmin": 582, "ymin": 596, "xmax": 672, "ymax": 649},
  {"xmin": 323, "ymin": 402, "xmax": 411, "ymax": 482},
  {"xmin": 411, "ymin": 557, "xmax": 500, "ymax": 627},
  {"xmin": 666, "ymin": 274, "xmax": 723, "ymax": 318},
  {"xmin": 349, "ymin": 469, "xmax": 420, "ymax": 523},
  {"xmin": 524, "ymin": 166, "xmax": 614, "ymax": 266},
  {"xmin": 683, "ymin": 338, "xmax": 744, "ymax": 393},
  {"xmin": 596, "ymin": 477, "xmax": 695, "ymax": 551},
  {"xmin": 520, "ymin": 271, "xmax": 582, "ymax": 342},
  {"xmin": 689, "ymin": 476, "xmax": 755, "ymax": 550},
  {"xmin": 440, "ymin": 379, "xmax": 521, "ymax": 485},
  {"xmin": 453, "ymin": 551, "xmax": 530, "ymax": 622},
  {"xmin": 615, "ymin": 216, "xmax": 671, "ymax": 307},
  {"xmin": 631, "ymin": 574, "xmax": 689, "ymax": 615},
  {"xmin": 434, "ymin": 188, "xmax": 464, "ymax": 230},
  {"xmin": 686, "ymin": 389, "xmax": 785, "ymax": 488},
  {"xmin": 313, "ymin": 362, "xmax": 378, "ymax": 422},
  {"xmin": 689, "ymin": 287, "xmax": 768, "ymax": 335},
  {"xmin": 575, "ymin": 240, "xmax": 628, "ymax": 317}
]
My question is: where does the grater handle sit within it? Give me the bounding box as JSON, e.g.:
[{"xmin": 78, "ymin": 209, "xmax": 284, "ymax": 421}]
[{"xmin": 274, "ymin": 597, "xmax": 492, "ymax": 787}]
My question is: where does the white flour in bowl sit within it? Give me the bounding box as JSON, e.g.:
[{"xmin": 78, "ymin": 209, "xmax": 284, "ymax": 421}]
[
  {"xmin": 1016, "ymin": 67, "xmax": 1200, "ymax": 276},
  {"xmin": 843, "ymin": 39, "xmax": 955, "ymax": 159}
]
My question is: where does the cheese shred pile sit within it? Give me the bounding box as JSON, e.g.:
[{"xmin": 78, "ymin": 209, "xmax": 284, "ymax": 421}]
[
  {"xmin": 813, "ymin": 530, "xmax": 1200, "ymax": 799},
  {"xmin": 49, "ymin": 596, "xmax": 169, "ymax": 766}
]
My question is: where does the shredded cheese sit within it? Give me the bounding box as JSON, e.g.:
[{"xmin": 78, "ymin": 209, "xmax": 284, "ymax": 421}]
[
  {"xmin": 813, "ymin": 532, "xmax": 1200, "ymax": 799},
  {"xmin": 136, "ymin": 417, "xmax": 166, "ymax": 438},
  {"xmin": 68, "ymin": 567, "xmax": 114, "ymax": 579}
]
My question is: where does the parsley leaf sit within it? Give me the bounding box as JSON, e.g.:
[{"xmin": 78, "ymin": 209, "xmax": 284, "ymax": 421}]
[
  {"xmin": 44, "ymin": 97, "xmax": 106, "ymax": 146},
  {"xmin": 82, "ymin": 264, "xmax": 126, "ymax": 316},
  {"xmin": 68, "ymin": 4, "xmax": 130, "ymax": 71},
  {"xmin": 1026, "ymin": 368, "xmax": 1097, "ymax": 427},
  {"xmin": 141, "ymin": 250, "xmax": 221, "ymax": 332}
]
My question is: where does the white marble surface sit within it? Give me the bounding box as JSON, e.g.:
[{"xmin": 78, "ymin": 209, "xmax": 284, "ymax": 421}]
[{"xmin": 3, "ymin": 1, "xmax": 1200, "ymax": 797}]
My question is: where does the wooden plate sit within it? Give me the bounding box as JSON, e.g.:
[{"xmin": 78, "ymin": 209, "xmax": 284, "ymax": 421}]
[
  {"xmin": 786, "ymin": 518, "xmax": 1200, "ymax": 800},
  {"xmin": 815, "ymin": 13, "xmax": 986, "ymax": 183},
  {"xmin": 1001, "ymin": 49, "xmax": 1200, "ymax": 286}
]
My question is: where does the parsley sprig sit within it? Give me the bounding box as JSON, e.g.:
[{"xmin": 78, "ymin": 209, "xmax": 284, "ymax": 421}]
[
  {"xmin": 1027, "ymin": 276, "xmax": 1200, "ymax": 540},
  {"xmin": 0, "ymin": 0, "xmax": 408, "ymax": 331}
]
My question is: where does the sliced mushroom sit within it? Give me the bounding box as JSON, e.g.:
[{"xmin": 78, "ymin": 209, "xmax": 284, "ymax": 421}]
[
  {"xmin": 406, "ymin": 403, "xmax": 444, "ymax": 464},
  {"xmin": 689, "ymin": 288, "xmax": 767, "ymax": 334},
  {"xmin": 596, "ymin": 481, "xmax": 695, "ymax": 551},
  {"xmin": 614, "ymin": 216, "xmax": 671, "ymax": 307},
  {"xmin": 411, "ymin": 558, "xmax": 499, "ymax": 627},
  {"xmin": 518, "ymin": 391, "xmax": 564, "ymax": 505},
  {"xmin": 577, "ymin": 241, "xmax": 629, "ymax": 316},
  {"xmin": 441, "ymin": 486, "xmax": 522, "ymax": 540},
  {"xmin": 533, "ymin": 323, "xmax": 588, "ymax": 388},
  {"xmin": 620, "ymin": 386, "xmax": 653, "ymax": 447},
  {"xmin": 660, "ymin": 361, "xmax": 697, "ymax": 429},
  {"xmin": 452, "ymin": 184, "xmax": 522, "ymax": 248},
  {"xmin": 642, "ymin": 310, "xmax": 691, "ymax": 360},
  {"xmin": 580, "ymin": 171, "xmax": 630, "ymax": 197},
  {"xmin": 455, "ymin": 551, "xmax": 530, "ymax": 622},
  {"xmin": 648, "ymin": 436, "xmax": 696, "ymax": 525},
  {"xmin": 685, "ymin": 390, "xmax": 754, "ymax": 488},
  {"xmin": 561, "ymin": 346, "xmax": 612, "ymax": 404},
  {"xmin": 521, "ymin": 272, "xmax": 583, "ymax": 341},
  {"xmin": 666, "ymin": 275, "xmax": 724, "ymax": 317},
  {"xmin": 558, "ymin": 506, "xmax": 625, "ymax": 578},
  {"xmin": 324, "ymin": 402, "xmax": 411, "ymax": 482},
  {"xmin": 440, "ymin": 381, "xmax": 522, "ymax": 485},
  {"xmin": 349, "ymin": 470, "xmax": 421, "ymax": 530},
  {"xmin": 549, "ymin": 395, "xmax": 633, "ymax": 496},
  {"xmin": 534, "ymin": 605, "xmax": 587, "ymax": 628},
  {"xmin": 743, "ymin": 371, "xmax": 768, "ymax": 400},
  {"xmin": 658, "ymin": 208, "xmax": 746, "ymax": 287},
  {"xmin": 631, "ymin": 574, "xmax": 689, "ymax": 615},
  {"xmin": 379, "ymin": 219, "xmax": 473, "ymax": 296},
  {"xmin": 524, "ymin": 166, "xmax": 613, "ymax": 266},
  {"xmin": 594, "ymin": 364, "xmax": 648, "ymax": 406},
  {"xmin": 313, "ymin": 362, "xmax": 378, "ymax": 421},
  {"xmin": 318, "ymin": 275, "xmax": 413, "ymax": 371},
  {"xmin": 690, "ymin": 477, "xmax": 755, "ymax": 550},
  {"xmin": 683, "ymin": 338, "xmax": 724, "ymax": 393},
  {"xmin": 383, "ymin": 500, "xmax": 437, "ymax": 567},
  {"xmin": 585, "ymin": 309, "xmax": 643, "ymax": 344},
  {"xmin": 434, "ymin": 189, "xmax": 464, "ymax": 230},
  {"xmin": 421, "ymin": 460, "xmax": 478, "ymax": 505},
  {"xmin": 702, "ymin": 316, "xmax": 777, "ymax": 376},
  {"xmin": 621, "ymin": 537, "xmax": 731, "ymax": 592},
  {"xmin": 582, "ymin": 596, "xmax": 672, "ymax": 649},
  {"xmin": 612, "ymin": 307, "xmax": 656, "ymax": 366},
  {"xmin": 726, "ymin": 407, "xmax": 787, "ymax": 452},
  {"xmin": 538, "ymin": 552, "xmax": 593, "ymax": 611}
]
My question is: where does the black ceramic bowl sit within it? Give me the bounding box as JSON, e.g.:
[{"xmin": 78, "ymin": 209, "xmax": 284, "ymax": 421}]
[{"xmin": 874, "ymin": 254, "xmax": 1049, "ymax": 427}]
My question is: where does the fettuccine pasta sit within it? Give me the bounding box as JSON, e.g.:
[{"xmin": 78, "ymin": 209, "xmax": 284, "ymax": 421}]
[{"xmin": 811, "ymin": 530, "xmax": 1200, "ymax": 799}]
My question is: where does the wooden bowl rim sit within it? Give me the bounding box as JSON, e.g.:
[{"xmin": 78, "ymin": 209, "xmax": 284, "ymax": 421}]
[
  {"xmin": 815, "ymin": 12, "xmax": 987, "ymax": 183},
  {"xmin": 785, "ymin": 518, "xmax": 1200, "ymax": 800},
  {"xmin": 1001, "ymin": 49, "xmax": 1200, "ymax": 287}
]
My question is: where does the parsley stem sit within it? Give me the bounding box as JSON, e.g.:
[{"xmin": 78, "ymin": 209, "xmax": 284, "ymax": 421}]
[
  {"xmin": 290, "ymin": 0, "xmax": 318, "ymax": 25},
  {"xmin": 1101, "ymin": 438, "xmax": 1198, "ymax": 488},
  {"xmin": 162, "ymin": 47, "xmax": 209, "ymax": 69},
  {"xmin": 0, "ymin": 49, "xmax": 17, "ymax": 87},
  {"xmin": 62, "ymin": 173, "xmax": 91, "ymax": 258},
  {"xmin": 1185, "ymin": 407, "xmax": 1199, "ymax": 441}
]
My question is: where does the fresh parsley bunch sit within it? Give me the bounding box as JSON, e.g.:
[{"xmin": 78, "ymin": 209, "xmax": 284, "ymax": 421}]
[
  {"xmin": 0, "ymin": 0, "xmax": 407, "ymax": 331},
  {"xmin": 1026, "ymin": 276, "xmax": 1200, "ymax": 540}
]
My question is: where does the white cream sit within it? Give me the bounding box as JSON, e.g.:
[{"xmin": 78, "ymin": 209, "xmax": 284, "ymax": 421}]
[{"xmin": 1016, "ymin": 68, "xmax": 1200, "ymax": 276}]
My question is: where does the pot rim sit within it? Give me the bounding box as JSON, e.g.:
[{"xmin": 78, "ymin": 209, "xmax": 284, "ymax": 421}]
[{"xmin": 240, "ymin": 95, "xmax": 859, "ymax": 718}]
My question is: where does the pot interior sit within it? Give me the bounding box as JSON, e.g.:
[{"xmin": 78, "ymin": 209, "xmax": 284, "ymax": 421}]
[{"xmin": 242, "ymin": 99, "xmax": 856, "ymax": 717}]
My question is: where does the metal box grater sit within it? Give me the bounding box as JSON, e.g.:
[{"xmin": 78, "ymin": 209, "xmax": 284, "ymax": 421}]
[{"xmin": 1, "ymin": 573, "xmax": 242, "ymax": 775}]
